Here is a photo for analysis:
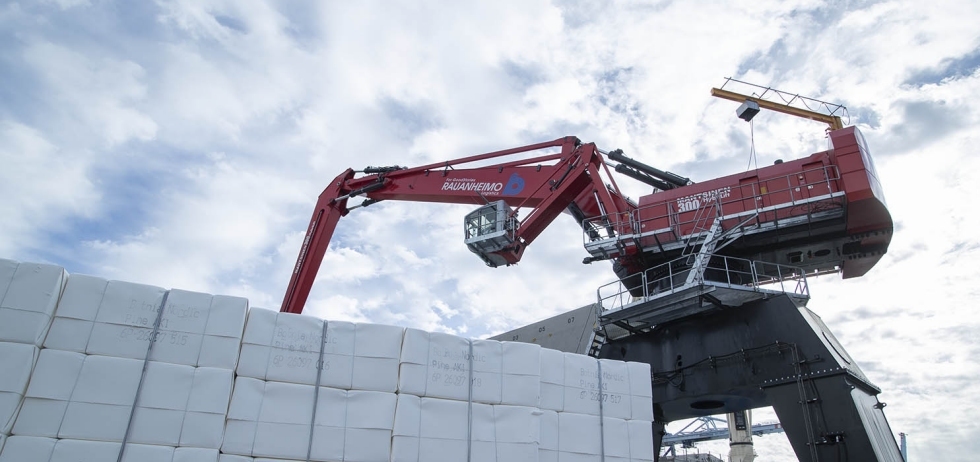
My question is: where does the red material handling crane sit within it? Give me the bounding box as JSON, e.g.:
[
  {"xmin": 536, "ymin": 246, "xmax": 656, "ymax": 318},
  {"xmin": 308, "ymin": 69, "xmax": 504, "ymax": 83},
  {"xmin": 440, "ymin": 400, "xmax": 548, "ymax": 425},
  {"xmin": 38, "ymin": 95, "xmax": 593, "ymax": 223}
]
[{"xmin": 280, "ymin": 83, "xmax": 893, "ymax": 315}]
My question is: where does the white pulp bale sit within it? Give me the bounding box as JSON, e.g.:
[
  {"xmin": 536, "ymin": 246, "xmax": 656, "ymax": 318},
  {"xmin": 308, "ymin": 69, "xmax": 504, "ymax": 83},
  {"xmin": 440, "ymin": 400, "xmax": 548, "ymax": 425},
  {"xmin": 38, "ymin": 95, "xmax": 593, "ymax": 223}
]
[
  {"xmin": 0, "ymin": 259, "xmax": 67, "ymax": 346},
  {"xmin": 217, "ymin": 455, "xmax": 253, "ymax": 462},
  {"xmin": 218, "ymin": 455, "xmax": 255, "ymax": 462},
  {"xmin": 0, "ymin": 342, "xmax": 39, "ymax": 433},
  {"xmin": 539, "ymin": 348, "xmax": 564, "ymax": 412},
  {"xmin": 0, "ymin": 436, "xmax": 217, "ymax": 462},
  {"xmin": 627, "ymin": 361, "xmax": 654, "ymax": 421},
  {"xmin": 45, "ymin": 277, "xmax": 247, "ymax": 369},
  {"xmin": 398, "ymin": 329, "xmax": 504, "ymax": 404},
  {"xmin": 237, "ymin": 309, "xmax": 404, "ymax": 392},
  {"xmin": 559, "ymin": 352, "xmax": 653, "ymax": 420},
  {"xmin": 0, "ymin": 436, "xmax": 55, "ymax": 462},
  {"xmin": 628, "ymin": 419, "xmax": 655, "ymax": 462},
  {"xmin": 557, "ymin": 413, "xmax": 631, "ymax": 462},
  {"xmin": 562, "ymin": 354, "xmax": 632, "ymax": 419},
  {"xmin": 222, "ymin": 376, "xmax": 396, "ymax": 462},
  {"xmin": 494, "ymin": 404, "xmax": 541, "ymax": 462},
  {"xmin": 501, "ymin": 342, "xmax": 541, "ymax": 407},
  {"xmin": 12, "ymin": 350, "xmax": 233, "ymax": 448},
  {"xmin": 391, "ymin": 394, "xmax": 497, "ymax": 462},
  {"xmin": 538, "ymin": 410, "xmax": 558, "ymax": 462}
]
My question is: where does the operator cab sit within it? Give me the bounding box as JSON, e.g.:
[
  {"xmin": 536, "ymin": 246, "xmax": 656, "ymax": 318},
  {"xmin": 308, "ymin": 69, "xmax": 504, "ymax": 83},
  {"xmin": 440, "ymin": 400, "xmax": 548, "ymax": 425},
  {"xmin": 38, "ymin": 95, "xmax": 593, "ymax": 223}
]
[{"xmin": 464, "ymin": 201, "xmax": 519, "ymax": 267}]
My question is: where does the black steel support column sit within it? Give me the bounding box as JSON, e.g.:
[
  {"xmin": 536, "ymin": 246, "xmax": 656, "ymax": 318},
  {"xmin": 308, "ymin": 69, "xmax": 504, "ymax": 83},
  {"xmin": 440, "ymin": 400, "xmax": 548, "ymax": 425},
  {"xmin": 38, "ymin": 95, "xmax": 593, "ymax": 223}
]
[{"xmin": 600, "ymin": 294, "xmax": 903, "ymax": 462}]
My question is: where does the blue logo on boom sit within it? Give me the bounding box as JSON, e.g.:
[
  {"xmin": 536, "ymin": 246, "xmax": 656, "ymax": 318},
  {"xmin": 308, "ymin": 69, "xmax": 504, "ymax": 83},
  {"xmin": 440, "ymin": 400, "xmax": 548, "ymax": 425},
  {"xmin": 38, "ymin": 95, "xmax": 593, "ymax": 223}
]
[{"xmin": 502, "ymin": 173, "xmax": 525, "ymax": 195}]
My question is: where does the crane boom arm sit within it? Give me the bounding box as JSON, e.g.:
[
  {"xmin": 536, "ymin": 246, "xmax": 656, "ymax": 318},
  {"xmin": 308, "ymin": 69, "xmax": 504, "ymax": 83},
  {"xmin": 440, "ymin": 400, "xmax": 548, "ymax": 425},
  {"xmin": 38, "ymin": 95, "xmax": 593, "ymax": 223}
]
[{"xmin": 280, "ymin": 137, "xmax": 636, "ymax": 314}]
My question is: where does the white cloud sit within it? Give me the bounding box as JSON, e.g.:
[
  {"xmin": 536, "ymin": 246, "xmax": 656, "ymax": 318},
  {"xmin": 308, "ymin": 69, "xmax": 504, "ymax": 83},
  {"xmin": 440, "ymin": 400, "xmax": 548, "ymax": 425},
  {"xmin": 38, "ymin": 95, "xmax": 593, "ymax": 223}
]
[
  {"xmin": 80, "ymin": 155, "xmax": 308, "ymax": 294},
  {"xmin": 0, "ymin": 121, "xmax": 101, "ymax": 256},
  {"xmin": 21, "ymin": 41, "xmax": 157, "ymax": 146}
]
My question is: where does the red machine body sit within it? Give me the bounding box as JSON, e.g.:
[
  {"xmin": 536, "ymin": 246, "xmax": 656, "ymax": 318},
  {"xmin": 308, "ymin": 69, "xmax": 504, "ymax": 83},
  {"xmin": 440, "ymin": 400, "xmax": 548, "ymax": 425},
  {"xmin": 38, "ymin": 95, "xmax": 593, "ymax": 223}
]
[
  {"xmin": 280, "ymin": 128, "xmax": 892, "ymax": 315},
  {"xmin": 606, "ymin": 126, "xmax": 891, "ymax": 280}
]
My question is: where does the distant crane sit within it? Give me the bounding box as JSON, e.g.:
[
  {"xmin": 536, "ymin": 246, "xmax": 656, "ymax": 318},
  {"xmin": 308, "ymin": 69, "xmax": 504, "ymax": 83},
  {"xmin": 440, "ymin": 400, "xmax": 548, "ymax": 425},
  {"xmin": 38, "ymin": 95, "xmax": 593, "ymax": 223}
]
[{"xmin": 660, "ymin": 414, "xmax": 786, "ymax": 458}]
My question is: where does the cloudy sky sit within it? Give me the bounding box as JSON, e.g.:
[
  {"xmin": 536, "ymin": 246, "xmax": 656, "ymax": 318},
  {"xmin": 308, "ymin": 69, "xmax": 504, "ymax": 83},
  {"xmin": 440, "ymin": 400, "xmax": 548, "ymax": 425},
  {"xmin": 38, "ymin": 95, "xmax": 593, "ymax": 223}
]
[{"xmin": 2, "ymin": 0, "xmax": 978, "ymax": 460}]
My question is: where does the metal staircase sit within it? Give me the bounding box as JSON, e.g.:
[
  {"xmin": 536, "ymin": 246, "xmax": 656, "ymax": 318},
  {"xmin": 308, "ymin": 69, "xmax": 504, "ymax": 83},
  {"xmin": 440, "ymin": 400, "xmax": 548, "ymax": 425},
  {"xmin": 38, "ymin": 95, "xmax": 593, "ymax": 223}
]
[{"xmin": 678, "ymin": 195, "xmax": 763, "ymax": 281}]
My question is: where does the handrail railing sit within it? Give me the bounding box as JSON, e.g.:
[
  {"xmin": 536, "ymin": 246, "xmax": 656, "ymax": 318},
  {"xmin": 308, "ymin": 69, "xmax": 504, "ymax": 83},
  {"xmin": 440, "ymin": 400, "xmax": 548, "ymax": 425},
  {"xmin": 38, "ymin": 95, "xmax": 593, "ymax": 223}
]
[
  {"xmin": 584, "ymin": 164, "xmax": 842, "ymax": 249},
  {"xmin": 596, "ymin": 255, "xmax": 809, "ymax": 314},
  {"xmin": 581, "ymin": 210, "xmax": 634, "ymax": 243}
]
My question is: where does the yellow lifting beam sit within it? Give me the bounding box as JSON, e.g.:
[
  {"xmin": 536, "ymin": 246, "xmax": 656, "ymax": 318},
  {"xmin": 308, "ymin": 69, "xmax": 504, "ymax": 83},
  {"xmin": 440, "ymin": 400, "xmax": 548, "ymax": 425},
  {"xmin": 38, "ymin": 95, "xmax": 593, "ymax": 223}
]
[{"xmin": 711, "ymin": 87, "xmax": 845, "ymax": 131}]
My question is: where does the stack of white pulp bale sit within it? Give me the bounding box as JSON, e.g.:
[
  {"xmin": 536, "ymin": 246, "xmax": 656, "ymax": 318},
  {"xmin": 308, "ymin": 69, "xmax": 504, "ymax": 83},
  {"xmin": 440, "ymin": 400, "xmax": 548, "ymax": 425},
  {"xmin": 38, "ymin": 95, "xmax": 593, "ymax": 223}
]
[
  {"xmin": 538, "ymin": 349, "xmax": 654, "ymax": 462},
  {"xmin": 3, "ymin": 270, "xmax": 248, "ymax": 462},
  {"xmin": 0, "ymin": 259, "xmax": 67, "ymax": 456},
  {"xmin": 0, "ymin": 257, "xmax": 655, "ymax": 461},
  {"xmin": 222, "ymin": 308, "xmax": 403, "ymax": 461},
  {"xmin": 394, "ymin": 330, "xmax": 654, "ymax": 462},
  {"xmin": 223, "ymin": 312, "xmax": 654, "ymax": 462},
  {"xmin": 392, "ymin": 329, "xmax": 544, "ymax": 462}
]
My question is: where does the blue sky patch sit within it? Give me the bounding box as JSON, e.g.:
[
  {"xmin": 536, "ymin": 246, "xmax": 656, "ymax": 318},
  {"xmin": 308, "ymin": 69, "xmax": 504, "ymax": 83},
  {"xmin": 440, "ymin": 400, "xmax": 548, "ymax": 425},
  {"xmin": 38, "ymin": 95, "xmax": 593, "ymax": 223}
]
[{"xmin": 905, "ymin": 46, "xmax": 980, "ymax": 86}]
